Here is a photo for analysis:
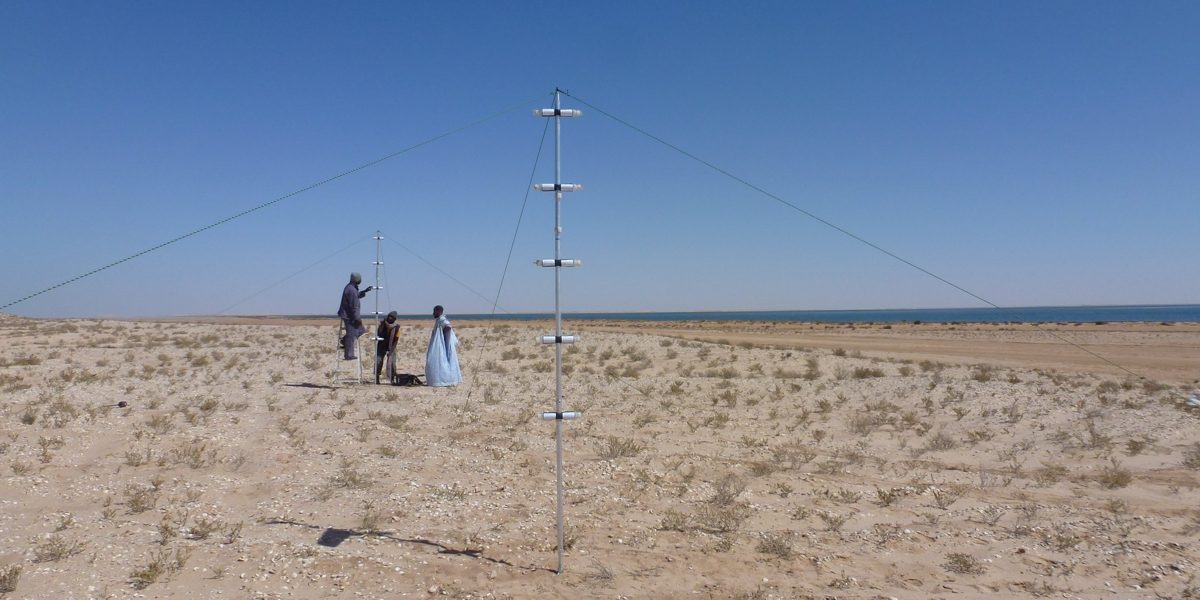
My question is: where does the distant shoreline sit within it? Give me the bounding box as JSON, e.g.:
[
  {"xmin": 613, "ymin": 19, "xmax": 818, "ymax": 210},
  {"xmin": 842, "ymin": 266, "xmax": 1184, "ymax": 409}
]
[{"xmin": 159, "ymin": 303, "xmax": 1200, "ymax": 324}]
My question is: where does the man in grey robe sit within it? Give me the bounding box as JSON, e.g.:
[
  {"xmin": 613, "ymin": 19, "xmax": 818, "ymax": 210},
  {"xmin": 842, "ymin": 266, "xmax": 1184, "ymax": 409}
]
[{"xmin": 337, "ymin": 272, "xmax": 372, "ymax": 360}]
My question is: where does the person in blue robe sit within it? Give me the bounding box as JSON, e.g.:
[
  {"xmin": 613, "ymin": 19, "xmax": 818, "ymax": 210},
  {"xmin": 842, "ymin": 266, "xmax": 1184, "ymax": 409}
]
[{"xmin": 425, "ymin": 305, "xmax": 461, "ymax": 386}]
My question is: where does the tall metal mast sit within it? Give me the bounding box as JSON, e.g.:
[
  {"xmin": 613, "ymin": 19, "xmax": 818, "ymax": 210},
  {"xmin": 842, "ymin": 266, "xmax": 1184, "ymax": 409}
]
[
  {"xmin": 534, "ymin": 89, "xmax": 582, "ymax": 574},
  {"xmin": 372, "ymin": 231, "xmax": 383, "ymax": 384}
]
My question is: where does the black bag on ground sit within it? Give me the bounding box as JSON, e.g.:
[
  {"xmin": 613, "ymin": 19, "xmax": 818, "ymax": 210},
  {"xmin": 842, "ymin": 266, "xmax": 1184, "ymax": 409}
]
[{"xmin": 391, "ymin": 373, "xmax": 424, "ymax": 387}]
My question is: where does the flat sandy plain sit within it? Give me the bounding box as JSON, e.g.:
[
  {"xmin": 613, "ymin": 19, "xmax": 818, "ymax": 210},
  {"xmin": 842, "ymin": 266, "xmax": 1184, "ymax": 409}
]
[{"xmin": 1, "ymin": 314, "xmax": 1200, "ymax": 599}]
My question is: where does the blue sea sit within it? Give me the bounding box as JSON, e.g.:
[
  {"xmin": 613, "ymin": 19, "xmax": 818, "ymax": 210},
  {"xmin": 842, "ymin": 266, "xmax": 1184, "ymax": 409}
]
[{"xmin": 360, "ymin": 304, "xmax": 1200, "ymax": 324}]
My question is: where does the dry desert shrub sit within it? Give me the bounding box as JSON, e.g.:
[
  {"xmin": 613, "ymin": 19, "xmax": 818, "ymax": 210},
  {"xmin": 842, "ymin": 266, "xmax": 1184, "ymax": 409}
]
[
  {"xmin": 973, "ymin": 505, "xmax": 1006, "ymax": 526},
  {"xmin": 804, "ymin": 357, "xmax": 821, "ymax": 380},
  {"xmin": 368, "ymin": 411, "xmax": 410, "ymax": 432},
  {"xmin": 965, "ymin": 428, "xmax": 994, "ymax": 444},
  {"xmin": 146, "ymin": 414, "xmax": 174, "ymax": 435},
  {"xmin": 922, "ymin": 431, "xmax": 959, "ymax": 453},
  {"xmin": 582, "ymin": 558, "xmax": 615, "ymax": 587},
  {"xmin": 740, "ymin": 434, "xmax": 767, "ymax": 448},
  {"xmin": 694, "ymin": 504, "xmax": 752, "ymax": 533},
  {"xmin": 931, "ymin": 486, "xmax": 964, "ymax": 510},
  {"xmin": 1033, "ymin": 463, "xmax": 1070, "ymax": 487},
  {"xmin": 124, "ymin": 484, "xmax": 160, "ymax": 513},
  {"xmin": 0, "ymin": 564, "xmax": 21, "ymax": 596},
  {"xmin": 1040, "ymin": 524, "xmax": 1083, "ymax": 550},
  {"xmin": 943, "ymin": 552, "xmax": 985, "ymax": 575},
  {"xmin": 658, "ymin": 509, "xmax": 690, "ymax": 532},
  {"xmin": 704, "ymin": 366, "xmax": 740, "ymax": 379},
  {"xmin": 710, "ymin": 473, "xmax": 747, "ymax": 505},
  {"xmin": 848, "ymin": 412, "xmax": 891, "ymax": 436},
  {"xmin": 42, "ymin": 398, "xmax": 80, "ymax": 428},
  {"xmin": 354, "ymin": 424, "xmax": 375, "ymax": 442},
  {"xmin": 596, "ymin": 436, "xmax": 646, "ymax": 460},
  {"xmin": 970, "ymin": 364, "xmax": 996, "ymax": 382},
  {"xmin": 715, "ymin": 389, "xmax": 738, "ymax": 407},
  {"xmin": 197, "ymin": 397, "xmax": 219, "ymax": 414},
  {"xmin": 37, "ymin": 435, "xmax": 66, "ymax": 463},
  {"xmin": 747, "ymin": 461, "xmax": 775, "ymax": 477},
  {"xmin": 224, "ymin": 521, "xmax": 243, "ymax": 544},
  {"xmin": 772, "ymin": 443, "xmax": 817, "ymax": 469},
  {"xmin": 819, "ymin": 511, "xmax": 849, "ymax": 532},
  {"xmin": 755, "ymin": 533, "xmax": 792, "ymax": 559},
  {"xmin": 1142, "ymin": 379, "xmax": 1170, "ymax": 395},
  {"xmin": 33, "ymin": 534, "xmax": 86, "ymax": 562},
  {"xmin": 19, "ymin": 407, "xmax": 38, "ymax": 426},
  {"xmin": 767, "ymin": 482, "xmax": 793, "ymax": 497},
  {"xmin": 1181, "ymin": 443, "xmax": 1200, "ymax": 469},
  {"xmin": 632, "ymin": 411, "xmax": 657, "ymax": 429},
  {"xmin": 188, "ymin": 517, "xmax": 224, "ymax": 540},
  {"xmin": 1098, "ymin": 458, "xmax": 1132, "ymax": 489},
  {"xmin": 830, "ymin": 488, "xmax": 861, "ymax": 504},
  {"xmin": 129, "ymin": 548, "xmax": 190, "ymax": 590},
  {"xmin": 277, "ymin": 415, "xmax": 300, "ymax": 437},
  {"xmin": 0, "ymin": 373, "xmax": 30, "ymax": 394},
  {"xmin": 125, "ymin": 448, "xmax": 152, "ymax": 467},
  {"xmin": 773, "ymin": 367, "xmax": 803, "ymax": 379},
  {"xmin": 1124, "ymin": 437, "xmax": 1150, "ymax": 456},
  {"xmin": 873, "ymin": 487, "xmax": 903, "ymax": 507},
  {"xmin": 1001, "ymin": 400, "xmax": 1024, "ymax": 423},
  {"xmin": 330, "ymin": 459, "xmax": 371, "ymax": 489},
  {"xmin": 788, "ymin": 505, "xmax": 813, "ymax": 521},
  {"xmin": 852, "ymin": 366, "xmax": 885, "ymax": 379},
  {"xmin": 703, "ymin": 413, "xmax": 730, "ymax": 429},
  {"xmin": 166, "ymin": 440, "xmax": 218, "ymax": 469}
]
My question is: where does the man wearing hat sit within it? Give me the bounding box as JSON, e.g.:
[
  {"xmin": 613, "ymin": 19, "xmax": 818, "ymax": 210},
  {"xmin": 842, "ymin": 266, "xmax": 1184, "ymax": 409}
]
[
  {"xmin": 337, "ymin": 272, "xmax": 372, "ymax": 360},
  {"xmin": 375, "ymin": 311, "xmax": 401, "ymax": 384}
]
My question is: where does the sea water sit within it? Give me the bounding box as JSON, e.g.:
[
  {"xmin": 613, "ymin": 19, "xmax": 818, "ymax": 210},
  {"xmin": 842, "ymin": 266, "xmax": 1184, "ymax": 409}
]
[{"xmin": 365, "ymin": 304, "xmax": 1200, "ymax": 324}]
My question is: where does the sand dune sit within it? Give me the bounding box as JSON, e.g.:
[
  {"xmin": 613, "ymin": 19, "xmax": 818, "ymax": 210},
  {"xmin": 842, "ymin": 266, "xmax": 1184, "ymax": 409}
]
[{"xmin": 2, "ymin": 313, "xmax": 1199, "ymax": 598}]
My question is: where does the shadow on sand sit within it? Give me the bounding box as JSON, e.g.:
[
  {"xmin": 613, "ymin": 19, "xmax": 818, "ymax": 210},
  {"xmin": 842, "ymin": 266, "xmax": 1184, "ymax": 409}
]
[
  {"xmin": 284, "ymin": 382, "xmax": 336, "ymax": 390},
  {"xmin": 263, "ymin": 518, "xmax": 550, "ymax": 573}
]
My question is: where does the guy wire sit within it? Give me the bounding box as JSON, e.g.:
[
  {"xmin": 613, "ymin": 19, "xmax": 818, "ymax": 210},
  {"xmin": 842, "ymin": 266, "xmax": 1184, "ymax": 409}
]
[
  {"xmin": 216, "ymin": 234, "xmax": 372, "ymax": 315},
  {"xmin": 564, "ymin": 91, "xmax": 1180, "ymax": 394},
  {"xmin": 466, "ymin": 117, "xmax": 552, "ymax": 401},
  {"xmin": 1, "ymin": 91, "xmax": 554, "ymax": 312},
  {"xmin": 380, "ymin": 233, "xmax": 508, "ymax": 314}
]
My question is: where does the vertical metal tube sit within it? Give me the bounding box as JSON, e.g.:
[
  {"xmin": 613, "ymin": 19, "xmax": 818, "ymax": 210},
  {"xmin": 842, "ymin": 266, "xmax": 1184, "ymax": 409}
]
[
  {"xmin": 374, "ymin": 232, "xmax": 383, "ymax": 384},
  {"xmin": 552, "ymin": 90, "xmax": 565, "ymax": 575}
]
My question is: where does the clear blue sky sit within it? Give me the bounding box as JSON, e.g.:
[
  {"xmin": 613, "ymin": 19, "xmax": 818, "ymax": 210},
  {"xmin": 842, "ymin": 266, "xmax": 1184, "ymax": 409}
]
[{"xmin": 2, "ymin": 1, "xmax": 1198, "ymax": 318}]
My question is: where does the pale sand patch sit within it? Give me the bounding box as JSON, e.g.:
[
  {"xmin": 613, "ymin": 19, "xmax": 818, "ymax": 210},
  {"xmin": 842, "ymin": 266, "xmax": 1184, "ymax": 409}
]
[{"xmin": 1, "ymin": 312, "xmax": 1199, "ymax": 598}]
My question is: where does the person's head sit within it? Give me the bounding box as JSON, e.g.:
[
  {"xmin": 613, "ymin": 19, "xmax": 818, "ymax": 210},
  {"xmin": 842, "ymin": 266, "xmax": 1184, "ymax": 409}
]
[
  {"xmin": 386, "ymin": 311, "xmax": 398, "ymax": 324},
  {"xmin": 350, "ymin": 272, "xmax": 362, "ymax": 285},
  {"xmin": 432, "ymin": 305, "xmax": 444, "ymax": 318}
]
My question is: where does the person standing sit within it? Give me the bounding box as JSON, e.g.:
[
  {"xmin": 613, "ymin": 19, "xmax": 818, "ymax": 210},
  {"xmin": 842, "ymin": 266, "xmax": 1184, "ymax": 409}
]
[
  {"xmin": 337, "ymin": 272, "xmax": 372, "ymax": 360},
  {"xmin": 375, "ymin": 311, "xmax": 401, "ymax": 384},
  {"xmin": 425, "ymin": 305, "xmax": 461, "ymax": 387}
]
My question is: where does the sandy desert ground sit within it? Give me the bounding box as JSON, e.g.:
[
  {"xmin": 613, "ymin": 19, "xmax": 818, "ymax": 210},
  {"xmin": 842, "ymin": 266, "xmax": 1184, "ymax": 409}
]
[{"xmin": 2, "ymin": 313, "xmax": 1200, "ymax": 599}]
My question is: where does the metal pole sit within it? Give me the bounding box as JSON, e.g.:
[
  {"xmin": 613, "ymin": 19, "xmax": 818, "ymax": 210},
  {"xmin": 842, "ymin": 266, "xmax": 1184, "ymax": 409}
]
[
  {"xmin": 552, "ymin": 89, "xmax": 565, "ymax": 575},
  {"xmin": 373, "ymin": 232, "xmax": 383, "ymax": 384},
  {"xmin": 533, "ymin": 89, "xmax": 581, "ymax": 574}
]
